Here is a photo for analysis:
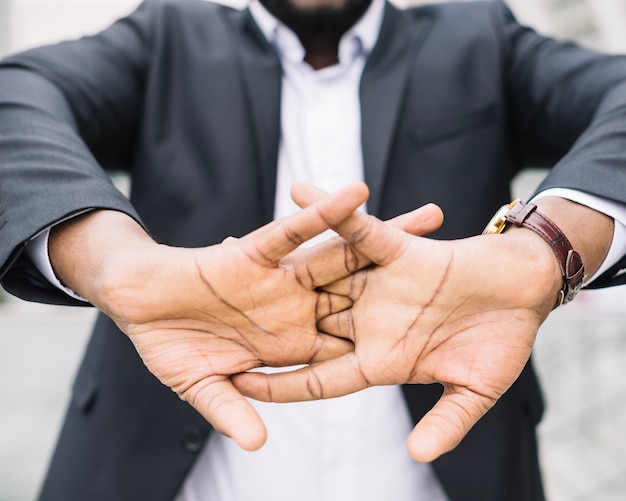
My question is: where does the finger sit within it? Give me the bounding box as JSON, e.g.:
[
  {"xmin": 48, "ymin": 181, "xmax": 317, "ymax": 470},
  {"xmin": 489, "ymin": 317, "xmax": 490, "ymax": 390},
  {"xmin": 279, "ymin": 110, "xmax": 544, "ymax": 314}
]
[
  {"xmin": 285, "ymin": 236, "xmax": 369, "ymax": 288},
  {"xmin": 290, "ymin": 181, "xmax": 335, "ymax": 208},
  {"xmin": 292, "ymin": 182, "xmax": 444, "ymax": 238},
  {"xmin": 319, "ymin": 273, "xmax": 363, "ymax": 297},
  {"xmin": 315, "ymin": 291, "xmax": 353, "ymax": 318},
  {"xmin": 308, "ymin": 332, "xmax": 354, "ymax": 363},
  {"xmin": 331, "ymin": 211, "xmax": 409, "ymax": 266},
  {"xmin": 387, "ymin": 203, "xmax": 444, "ymax": 237},
  {"xmin": 241, "ymin": 182, "xmax": 369, "ymax": 265},
  {"xmin": 232, "ymin": 353, "xmax": 368, "ymax": 402},
  {"xmin": 405, "ymin": 386, "xmax": 496, "ymax": 462},
  {"xmin": 317, "ymin": 310, "xmax": 355, "ymax": 340},
  {"xmin": 184, "ymin": 377, "xmax": 267, "ymax": 451}
]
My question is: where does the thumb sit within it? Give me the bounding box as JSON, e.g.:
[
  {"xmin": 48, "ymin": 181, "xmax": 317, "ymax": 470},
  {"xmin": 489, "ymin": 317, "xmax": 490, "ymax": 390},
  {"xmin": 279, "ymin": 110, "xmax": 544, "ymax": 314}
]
[
  {"xmin": 387, "ymin": 203, "xmax": 444, "ymax": 237},
  {"xmin": 184, "ymin": 377, "xmax": 268, "ymax": 451},
  {"xmin": 406, "ymin": 386, "xmax": 496, "ymax": 462}
]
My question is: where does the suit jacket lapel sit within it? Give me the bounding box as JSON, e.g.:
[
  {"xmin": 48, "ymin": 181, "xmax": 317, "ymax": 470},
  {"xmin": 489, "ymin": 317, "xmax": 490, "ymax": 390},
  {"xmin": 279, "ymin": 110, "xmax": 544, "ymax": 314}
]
[
  {"xmin": 228, "ymin": 8, "xmax": 282, "ymax": 223},
  {"xmin": 360, "ymin": 3, "xmax": 432, "ymax": 216}
]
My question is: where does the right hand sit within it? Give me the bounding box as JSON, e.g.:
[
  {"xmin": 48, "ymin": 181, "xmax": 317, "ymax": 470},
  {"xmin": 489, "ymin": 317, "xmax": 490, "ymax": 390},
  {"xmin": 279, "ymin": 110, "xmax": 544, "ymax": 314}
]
[{"xmin": 234, "ymin": 190, "xmax": 561, "ymax": 462}]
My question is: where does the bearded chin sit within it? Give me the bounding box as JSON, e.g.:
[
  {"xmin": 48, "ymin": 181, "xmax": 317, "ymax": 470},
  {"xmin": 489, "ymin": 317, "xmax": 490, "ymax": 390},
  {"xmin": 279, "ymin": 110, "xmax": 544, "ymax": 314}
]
[{"xmin": 259, "ymin": 0, "xmax": 373, "ymax": 43}]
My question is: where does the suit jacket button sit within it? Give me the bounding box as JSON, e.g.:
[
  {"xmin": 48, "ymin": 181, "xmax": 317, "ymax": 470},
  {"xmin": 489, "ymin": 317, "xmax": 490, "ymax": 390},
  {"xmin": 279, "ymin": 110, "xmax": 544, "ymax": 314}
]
[{"xmin": 182, "ymin": 427, "xmax": 205, "ymax": 453}]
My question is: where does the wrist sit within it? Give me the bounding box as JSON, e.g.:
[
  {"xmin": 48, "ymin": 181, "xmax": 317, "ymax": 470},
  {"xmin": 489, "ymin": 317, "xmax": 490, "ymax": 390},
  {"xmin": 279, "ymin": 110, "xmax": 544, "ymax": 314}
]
[
  {"xmin": 483, "ymin": 199, "xmax": 587, "ymax": 308},
  {"xmin": 484, "ymin": 196, "xmax": 614, "ymax": 308},
  {"xmin": 49, "ymin": 210, "xmax": 157, "ymax": 312},
  {"xmin": 499, "ymin": 224, "xmax": 564, "ymax": 309},
  {"xmin": 531, "ymin": 196, "xmax": 614, "ymax": 279}
]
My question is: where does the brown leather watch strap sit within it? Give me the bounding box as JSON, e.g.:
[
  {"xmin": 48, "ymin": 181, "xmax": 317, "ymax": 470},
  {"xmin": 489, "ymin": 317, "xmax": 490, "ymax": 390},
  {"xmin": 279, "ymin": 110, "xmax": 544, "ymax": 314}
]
[{"xmin": 504, "ymin": 201, "xmax": 585, "ymax": 307}]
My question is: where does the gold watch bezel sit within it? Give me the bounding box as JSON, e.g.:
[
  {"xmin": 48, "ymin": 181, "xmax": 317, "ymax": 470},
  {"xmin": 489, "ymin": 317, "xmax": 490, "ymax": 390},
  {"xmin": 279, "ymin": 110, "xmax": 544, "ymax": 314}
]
[{"xmin": 482, "ymin": 199, "xmax": 520, "ymax": 235}]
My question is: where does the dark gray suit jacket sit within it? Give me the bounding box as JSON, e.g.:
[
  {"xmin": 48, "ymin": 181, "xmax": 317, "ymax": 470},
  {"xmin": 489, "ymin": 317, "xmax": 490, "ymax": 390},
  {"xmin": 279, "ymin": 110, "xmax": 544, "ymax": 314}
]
[{"xmin": 2, "ymin": 1, "xmax": 626, "ymax": 499}]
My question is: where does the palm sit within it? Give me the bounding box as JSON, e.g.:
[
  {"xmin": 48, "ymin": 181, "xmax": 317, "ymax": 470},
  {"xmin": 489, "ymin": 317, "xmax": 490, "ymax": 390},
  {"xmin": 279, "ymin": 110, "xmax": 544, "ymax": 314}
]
[
  {"xmin": 338, "ymin": 237, "xmax": 543, "ymax": 390},
  {"xmin": 126, "ymin": 242, "xmax": 346, "ymax": 385}
]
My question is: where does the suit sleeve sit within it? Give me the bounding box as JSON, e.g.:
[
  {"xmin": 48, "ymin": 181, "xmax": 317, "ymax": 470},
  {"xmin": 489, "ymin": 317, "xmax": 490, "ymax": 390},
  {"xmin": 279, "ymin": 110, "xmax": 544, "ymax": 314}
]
[
  {"xmin": 493, "ymin": 1, "xmax": 626, "ymax": 287},
  {"xmin": 0, "ymin": 0, "xmax": 157, "ymax": 304}
]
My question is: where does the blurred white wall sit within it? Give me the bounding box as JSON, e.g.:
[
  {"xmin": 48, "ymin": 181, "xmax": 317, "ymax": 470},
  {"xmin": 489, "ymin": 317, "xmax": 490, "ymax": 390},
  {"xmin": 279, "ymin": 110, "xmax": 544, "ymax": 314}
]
[
  {"xmin": 4, "ymin": 0, "xmax": 626, "ymax": 57},
  {"xmin": 6, "ymin": 0, "xmax": 141, "ymax": 55},
  {"xmin": 2, "ymin": 0, "xmax": 252, "ymax": 56},
  {"xmin": 406, "ymin": 0, "xmax": 626, "ymax": 53},
  {"xmin": 507, "ymin": 0, "xmax": 626, "ymax": 52},
  {"xmin": 0, "ymin": 0, "xmax": 10, "ymax": 55}
]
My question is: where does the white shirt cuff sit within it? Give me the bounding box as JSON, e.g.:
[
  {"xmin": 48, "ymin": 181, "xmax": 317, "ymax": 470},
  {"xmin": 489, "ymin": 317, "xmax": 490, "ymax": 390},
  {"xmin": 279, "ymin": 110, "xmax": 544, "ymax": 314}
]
[
  {"xmin": 533, "ymin": 188, "xmax": 626, "ymax": 284},
  {"xmin": 24, "ymin": 224, "xmax": 89, "ymax": 303}
]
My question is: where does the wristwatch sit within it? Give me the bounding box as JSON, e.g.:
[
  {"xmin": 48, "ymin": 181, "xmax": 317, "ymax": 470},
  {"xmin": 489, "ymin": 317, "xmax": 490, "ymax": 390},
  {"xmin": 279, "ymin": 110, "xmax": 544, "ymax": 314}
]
[{"xmin": 482, "ymin": 199, "xmax": 585, "ymax": 308}]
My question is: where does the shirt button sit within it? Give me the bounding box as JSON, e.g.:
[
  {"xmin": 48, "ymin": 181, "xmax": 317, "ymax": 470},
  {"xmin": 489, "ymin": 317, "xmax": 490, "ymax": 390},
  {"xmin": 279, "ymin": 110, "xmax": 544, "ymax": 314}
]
[{"xmin": 182, "ymin": 427, "xmax": 205, "ymax": 454}]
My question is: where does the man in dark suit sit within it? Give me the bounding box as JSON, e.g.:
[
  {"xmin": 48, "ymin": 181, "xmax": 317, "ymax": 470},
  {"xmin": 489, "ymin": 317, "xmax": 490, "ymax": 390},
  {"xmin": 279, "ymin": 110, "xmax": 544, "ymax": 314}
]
[{"xmin": 1, "ymin": 0, "xmax": 626, "ymax": 500}]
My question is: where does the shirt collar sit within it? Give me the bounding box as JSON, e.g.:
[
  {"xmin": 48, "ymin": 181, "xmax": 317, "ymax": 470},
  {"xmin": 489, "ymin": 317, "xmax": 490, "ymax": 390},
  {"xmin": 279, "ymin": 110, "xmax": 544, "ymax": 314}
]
[{"xmin": 248, "ymin": 0, "xmax": 385, "ymax": 64}]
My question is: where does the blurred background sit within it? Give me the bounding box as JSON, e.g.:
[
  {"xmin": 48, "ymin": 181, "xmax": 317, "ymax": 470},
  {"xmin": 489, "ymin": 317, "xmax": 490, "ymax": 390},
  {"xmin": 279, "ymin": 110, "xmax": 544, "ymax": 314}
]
[{"xmin": 1, "ymin": 0, "xmax": 626, "ymax": 499}]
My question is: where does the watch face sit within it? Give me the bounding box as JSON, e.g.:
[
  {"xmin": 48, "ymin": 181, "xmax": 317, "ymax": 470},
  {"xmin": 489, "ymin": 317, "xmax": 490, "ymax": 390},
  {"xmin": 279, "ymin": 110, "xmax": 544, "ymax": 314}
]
[{"xmin": 482, "ymin": 200, "xmax": 520, "ymax": 235}]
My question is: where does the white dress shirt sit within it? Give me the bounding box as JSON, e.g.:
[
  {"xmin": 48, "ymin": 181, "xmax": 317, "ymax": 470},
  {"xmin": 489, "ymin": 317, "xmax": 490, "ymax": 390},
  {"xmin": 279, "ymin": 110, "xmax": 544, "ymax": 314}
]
[{"xmin": 23, "ymin": 1, "xmax": 626, "ymax": 500}]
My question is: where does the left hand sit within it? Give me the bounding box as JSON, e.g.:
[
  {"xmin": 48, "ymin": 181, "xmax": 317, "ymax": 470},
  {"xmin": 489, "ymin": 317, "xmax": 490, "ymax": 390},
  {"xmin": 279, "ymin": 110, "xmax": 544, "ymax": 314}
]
[
  {"xmin": 234, "ymin": 193, "xmax": 563, "ymax": 462},
  {"xmin": 49, "ymin": 183, "xmax": 371, "ymax": 451}
]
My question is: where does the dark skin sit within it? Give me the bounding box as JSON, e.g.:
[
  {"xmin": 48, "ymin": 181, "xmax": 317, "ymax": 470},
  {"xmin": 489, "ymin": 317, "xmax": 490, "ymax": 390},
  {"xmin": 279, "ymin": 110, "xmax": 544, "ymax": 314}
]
[{"xmin": 304, "ymin": 39, "xmax": 340, "ymax": 69}]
